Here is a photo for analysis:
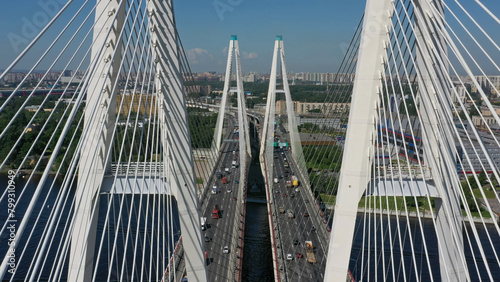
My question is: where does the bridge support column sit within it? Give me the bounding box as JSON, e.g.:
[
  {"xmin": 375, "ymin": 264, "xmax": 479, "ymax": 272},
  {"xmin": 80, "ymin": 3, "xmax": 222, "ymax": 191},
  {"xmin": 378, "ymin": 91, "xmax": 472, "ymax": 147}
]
[
  {"xmin": 279, "ymin": 39, "xmax": 307, "ymax": 174},
  {"xmin": 414, "ymin": 0, "xmax": 468, "ymax": 280},
  {"xmin": 260, "ymin": 37, "xmax": 280, "ymax": 280},
  {"xmin": 213, "ymin": 37, "xmax": 234, "ymax": 153},
  {"xmin": 69, "ymin": 1, "xmax": 124, "ymax": 281},
  {"xmin": 325, "ymin": 1, "xmax": 393, "ymax": 280},
  {"xmin": 148, "ymin": 1, "xmax": 207, "ymax": 281}
]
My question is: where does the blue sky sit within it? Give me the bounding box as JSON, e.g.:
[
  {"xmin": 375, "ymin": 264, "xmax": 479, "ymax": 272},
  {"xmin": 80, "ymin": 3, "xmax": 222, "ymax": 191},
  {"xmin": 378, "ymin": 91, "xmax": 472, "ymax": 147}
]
[
  {"xmin": 0, "ymin": 0, "xmax": 366, "ymax": 73},
  {"xmin": 173, "ymin": 1, "xmax": 366, "ymax": 73},
  {"xmin": 0, "ymin": 1, "xmax": 498, "ymax": 74}
]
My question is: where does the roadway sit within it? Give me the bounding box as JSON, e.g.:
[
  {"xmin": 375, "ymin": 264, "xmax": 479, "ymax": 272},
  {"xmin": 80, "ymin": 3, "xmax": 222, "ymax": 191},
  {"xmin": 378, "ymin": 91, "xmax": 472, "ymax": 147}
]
[
  {"xmin": 270, "ymin": 147, "xmax": 326, "ymax": 281},
  {"xmin": 202, "ymin": 125, "xmax": 244, "ymax": 281}
]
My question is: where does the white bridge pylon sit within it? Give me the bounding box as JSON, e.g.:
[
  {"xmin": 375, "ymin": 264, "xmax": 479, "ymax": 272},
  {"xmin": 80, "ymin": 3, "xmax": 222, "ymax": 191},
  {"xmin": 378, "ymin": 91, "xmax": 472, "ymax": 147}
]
[
  {"xmin": 260, "ymin": 35, "xmax": 304, "ymax": 185},
  {"xmin": 326, "ymin": 0, "xmax": 468, "ymax": 281},
  {"xmin": 259, "ymin": 36, "xmax": 308, "ymax": 281},
  {"xmin": 70, "ymin": 0, "xmax": 207, "ymax": 281},
  {"xmin": 213, "ymin": 35, "xmax": 251, "ymax": 157}
]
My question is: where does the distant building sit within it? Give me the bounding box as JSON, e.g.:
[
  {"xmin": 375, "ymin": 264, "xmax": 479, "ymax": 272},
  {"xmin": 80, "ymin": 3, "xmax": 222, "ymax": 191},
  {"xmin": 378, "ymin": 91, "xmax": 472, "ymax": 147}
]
[
  {"xmin": 472, "ymin": 75, "xmax": 500, "ymax": 95},
  {"xmin": 243, "ymin": 73, "xmax": 256, "ymax": 82},
  {"xmin": 253, "ymin": 103, "xmax": 267, "ymax": 112},
  {"xmin": 296, "ymin": 72, "xmax": 355, "ymax": 84},
  {"xmin": 190, "ymin": 72, "xmax": 221, "ymax": 82},
  {"xmin": 25, "ymin": 105, "xmax": 40, "ymax": 112},
  {"xmin": 452, "ymin": 85, "xmax": 467, "ymax": 104},
  {"xmin": 185, "ymin": 85, "xmax": 212, "ymax": 96},
  {"xmin": 60, "ymin": 70, "xmax": 85, "ymax": 84},
  {"xmin": 296, "ymin": 116, "xmax": 343, "ymax": 129},
  {"xmin": 471, "ymin": 106, "xmax": 500, "ymax": 128},
  {"xmin": 116, "ymin": 94, "xmax": 157, "ymax": 116},
  {"xmin": 275, "ymin": 100, "xmax": 350, "ymax": 115}
]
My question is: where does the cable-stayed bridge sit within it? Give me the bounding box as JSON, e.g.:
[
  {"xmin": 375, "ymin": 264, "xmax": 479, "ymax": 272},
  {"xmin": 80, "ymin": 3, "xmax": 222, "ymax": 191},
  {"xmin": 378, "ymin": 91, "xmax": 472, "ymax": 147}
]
[{"xmin": 0, "ymin": 0, "xmax": 500, "ymax": 281}]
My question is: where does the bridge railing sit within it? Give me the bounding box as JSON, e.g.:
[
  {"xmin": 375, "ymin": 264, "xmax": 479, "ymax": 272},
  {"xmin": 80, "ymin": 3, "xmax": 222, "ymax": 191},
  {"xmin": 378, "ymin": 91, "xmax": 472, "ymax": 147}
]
[
  {"xmin": 162, "ymin": 237, "xmax": 184, "ymax": 282},
  {"xmin": 374, "ymin": 165, "xmax": 432, "ymax": 179},
  {"xmin": 107, "ymin": 161, "xmax": 164, "ymax": 175}
]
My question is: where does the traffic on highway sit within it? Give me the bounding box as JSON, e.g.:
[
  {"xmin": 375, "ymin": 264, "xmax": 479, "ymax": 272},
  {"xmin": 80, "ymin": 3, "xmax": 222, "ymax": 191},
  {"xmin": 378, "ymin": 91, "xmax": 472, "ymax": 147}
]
[
  {"xmin": 202, "ymin": 124, "xmax": 244, "ymax": 281},
  {"xmin": 269, "ymin": 130, "xmax": 326, "ymax": 281}
]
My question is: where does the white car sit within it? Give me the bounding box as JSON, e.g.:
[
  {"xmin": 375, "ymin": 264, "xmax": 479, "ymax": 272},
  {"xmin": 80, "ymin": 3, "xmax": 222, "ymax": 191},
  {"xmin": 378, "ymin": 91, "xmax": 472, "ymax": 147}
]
[
  {"xmin": 227, "ymin": 189, "xmax": 232, "ymax": 193},
  {"xmin": 223, "ymin": 246, "xmax": 229, "ymax": 254},
  {"xmin": 286, "ymin": 253, "xmax": 293, "ymax": 261},
  {"xmin": 211, "ymin": 185, "xmax": 217, "ymax": 194}
]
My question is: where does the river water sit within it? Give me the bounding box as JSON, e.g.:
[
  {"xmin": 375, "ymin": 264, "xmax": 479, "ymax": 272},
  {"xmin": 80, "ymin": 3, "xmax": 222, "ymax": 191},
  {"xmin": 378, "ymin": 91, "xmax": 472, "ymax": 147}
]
[{"xmin": 242, "ymin": 160, "xmax": 274, "ymax": 281}]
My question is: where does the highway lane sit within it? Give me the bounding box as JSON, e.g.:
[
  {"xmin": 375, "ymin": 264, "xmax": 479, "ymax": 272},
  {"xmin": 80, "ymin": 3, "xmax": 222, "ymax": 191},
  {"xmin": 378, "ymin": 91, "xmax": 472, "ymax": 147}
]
[
  {"xmin": 270, "ymin": 147, "xmax": 326, "ymax": 281},
  {"xmin": 203, "ymin": 131, "xmax": 243, "ymax": 281},
  {"xmin": 276, "ymin": 121, "xmax": 332, "ymax": 243}
]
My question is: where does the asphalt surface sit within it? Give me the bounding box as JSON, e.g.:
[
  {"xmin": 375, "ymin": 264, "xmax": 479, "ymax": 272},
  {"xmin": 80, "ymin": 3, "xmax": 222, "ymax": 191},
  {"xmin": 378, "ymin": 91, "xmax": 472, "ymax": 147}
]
[
  {"xmin": 201, "ymin": 115, "xmax": 328, "ymax": 281},
  {"xmin": 202, "ymin": 131, "xmax": 243, "ymax": 281},
  {"xmin": 269, "ymin": 142, "xmax": 327, "ymax": 281}
]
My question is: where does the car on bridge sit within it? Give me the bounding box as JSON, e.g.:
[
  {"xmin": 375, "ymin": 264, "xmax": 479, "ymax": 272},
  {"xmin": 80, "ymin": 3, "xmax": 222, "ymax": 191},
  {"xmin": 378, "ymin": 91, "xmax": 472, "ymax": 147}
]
[{"xmin": 212, "ymin": 205, "xmax": 220, "ymax": 219}]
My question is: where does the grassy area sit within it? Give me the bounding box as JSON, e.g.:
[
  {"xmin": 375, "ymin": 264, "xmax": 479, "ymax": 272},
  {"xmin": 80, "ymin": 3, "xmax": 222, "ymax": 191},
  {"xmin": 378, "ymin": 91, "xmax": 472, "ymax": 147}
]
[
  {"xmin": 321, "ymin": 194, "xmax": 433, "ymax": 211},
  {"xmin": 320, "ymin": 193, "xmax": 494, "ymax": 219},
  {"xmin": 465, "ymin": 210, "xmax": 492, "ymax": 218},
  {"xmin": 472, "ymin": 187, "xmax": 497, "ymax": 199},
  {"xmin": 321, "ymin": 194, "xmax": 336, "ymax": 206},
  {"xmin": 358, "ymin": 196, "xmax": 434, "ymax": 213}
]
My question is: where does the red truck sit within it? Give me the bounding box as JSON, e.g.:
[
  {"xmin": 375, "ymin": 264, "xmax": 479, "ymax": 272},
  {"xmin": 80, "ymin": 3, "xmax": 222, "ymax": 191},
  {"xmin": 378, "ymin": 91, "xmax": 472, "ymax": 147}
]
[{"xmin": 212, "ymin": 204, "xmax": 220, "ymax": 219}]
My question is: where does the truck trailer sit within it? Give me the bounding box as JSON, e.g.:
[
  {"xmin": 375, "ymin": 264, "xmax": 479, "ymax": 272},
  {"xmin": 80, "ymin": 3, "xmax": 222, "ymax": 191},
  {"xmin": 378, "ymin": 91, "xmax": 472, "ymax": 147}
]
[{"xmin": 305, "ymin": 241, "xmax": 317, "ymax": 264}]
